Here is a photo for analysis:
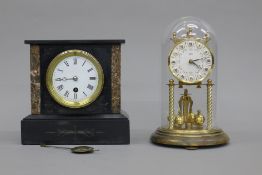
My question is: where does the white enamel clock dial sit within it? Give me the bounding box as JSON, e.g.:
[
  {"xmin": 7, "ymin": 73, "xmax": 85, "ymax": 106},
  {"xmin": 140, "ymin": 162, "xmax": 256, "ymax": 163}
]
[
  {"xmin": 169, "ymin": 40, "xmax": 213, "ymax": 84},
  {"xmin": 46, "ymin": 50, "xmax": 104, "ymax": 108}
]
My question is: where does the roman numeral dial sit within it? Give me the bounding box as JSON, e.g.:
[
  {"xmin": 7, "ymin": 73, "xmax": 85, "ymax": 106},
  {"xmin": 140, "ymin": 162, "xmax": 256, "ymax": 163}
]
[
  {"xmin": 169, "ymin": 40, "xmax": 213, "ymax": 84},
  {"xmin": 46, "ymin": 50, "xmax": 104, "ymax": 108}
]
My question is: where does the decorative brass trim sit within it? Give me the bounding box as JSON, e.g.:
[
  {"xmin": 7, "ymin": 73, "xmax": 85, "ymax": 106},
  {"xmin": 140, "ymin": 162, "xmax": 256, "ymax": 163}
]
[
  {"xmin": 111, "ymin": 45, "xmax": 121, "ymax": 113},
  {"xmin": 30, "ymin": 45, "xmax": 41, "ymax": 114}
]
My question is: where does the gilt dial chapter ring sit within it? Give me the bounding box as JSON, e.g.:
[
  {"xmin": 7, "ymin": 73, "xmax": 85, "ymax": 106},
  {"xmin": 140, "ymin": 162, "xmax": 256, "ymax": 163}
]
[
  {"xmin": 168, "ymin": 39, "xmax": 214, "ymax": 84},
  {"xmin": 46, "ymin": 50, "xmax": 104, "ymax": 108}
]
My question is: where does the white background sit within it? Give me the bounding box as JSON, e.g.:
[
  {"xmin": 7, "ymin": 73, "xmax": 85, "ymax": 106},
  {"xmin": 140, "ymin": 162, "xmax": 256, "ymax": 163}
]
[{"xmin": 0, "ymin": 0, "xmax": 261, "ymax": 174}]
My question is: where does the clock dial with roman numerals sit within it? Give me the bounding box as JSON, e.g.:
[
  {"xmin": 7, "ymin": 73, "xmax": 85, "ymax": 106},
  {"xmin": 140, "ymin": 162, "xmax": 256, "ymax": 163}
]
[
  {"xmin": 46, "ymin": 50, "xmax": 104, "ymax": 108},
  {"xmin": 168, "ymin": 39, "xmax": 214, "ymax": 84}
]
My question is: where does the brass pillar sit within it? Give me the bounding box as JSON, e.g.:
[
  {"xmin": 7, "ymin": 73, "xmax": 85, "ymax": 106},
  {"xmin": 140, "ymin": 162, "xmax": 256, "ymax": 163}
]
[
  {"xmin": 168, "ymin": 79, "xmax": 175, "ymax": 129},
  {"xmin": 207, "ymin": 79, "xmax": 213, "ymax": 129}
]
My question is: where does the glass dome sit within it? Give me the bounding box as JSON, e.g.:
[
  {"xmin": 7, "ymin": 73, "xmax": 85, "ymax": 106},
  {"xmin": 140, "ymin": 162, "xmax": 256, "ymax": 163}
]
[{"xmin": 151, "ymin": 17, "xmax": 229, "ymax": 148}]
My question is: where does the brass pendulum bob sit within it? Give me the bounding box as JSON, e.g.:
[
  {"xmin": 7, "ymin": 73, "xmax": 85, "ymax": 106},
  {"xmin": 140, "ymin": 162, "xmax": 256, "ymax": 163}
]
[{"xmin": 40, "ymin": 144, "xmax": 99, "ymax": 154}]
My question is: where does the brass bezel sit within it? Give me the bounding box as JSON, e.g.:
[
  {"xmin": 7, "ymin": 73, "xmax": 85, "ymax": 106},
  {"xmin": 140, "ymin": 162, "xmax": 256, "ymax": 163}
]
[
  {"xmin": 168, "ymin": 39, "xmax": 215, "ymax": 84},
  {"xmin": 46, "ymin": 49, "xmax": 104, "ymax": 108}
]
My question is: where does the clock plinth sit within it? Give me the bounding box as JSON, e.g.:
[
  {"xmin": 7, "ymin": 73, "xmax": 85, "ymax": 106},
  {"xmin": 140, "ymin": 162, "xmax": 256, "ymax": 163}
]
[
  {"xmin": 21, "ymin": 40, "xmax": 129, "ymax": 145},
  {"xmin": 151, "ymin": 128, "xmax": 229, "ymax": 148},
  {"xmin": 21, "ymin": 113, "xmax": 129, "ymax": 145}
]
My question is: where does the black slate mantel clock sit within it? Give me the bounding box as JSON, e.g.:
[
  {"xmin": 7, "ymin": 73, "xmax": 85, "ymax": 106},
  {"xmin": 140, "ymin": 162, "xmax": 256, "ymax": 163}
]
[{"xmin": 21, "ymin": 40, "xmax": 130, "ymax": 145}]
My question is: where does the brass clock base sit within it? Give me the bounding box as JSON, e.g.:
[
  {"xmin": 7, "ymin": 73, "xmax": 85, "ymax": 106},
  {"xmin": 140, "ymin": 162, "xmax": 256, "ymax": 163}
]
[{"xmin": 151, "ymin": 128, "xmax": 229, "ymax": 148}]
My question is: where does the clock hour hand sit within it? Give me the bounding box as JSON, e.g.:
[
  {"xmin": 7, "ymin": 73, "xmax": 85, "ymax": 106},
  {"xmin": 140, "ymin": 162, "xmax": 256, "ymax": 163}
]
[
  {"xmin": 65, "ymin": 76, "xmax": 78, "ymax": 81},
  {"xmin": 55, "ymin": 78, "xmax": 64, "ymax": 81},
  {"xmin": 192, "ymin": 62, "xmax": 202, "ymax": 69},
  {"xmin": 55, "ymin": 76, "xmax": 78, "ymax": 81}
]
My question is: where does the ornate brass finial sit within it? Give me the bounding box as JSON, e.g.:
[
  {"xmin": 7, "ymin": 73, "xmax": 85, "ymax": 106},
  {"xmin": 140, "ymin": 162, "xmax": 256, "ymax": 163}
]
[
  {"xmin": 186, "ymin": 27, "xmax": 193, "ymax": 37},
  {"xmin": 203, "ymin": 32, "xmax": 210, "ymax": 44},
  {"xmin": 172, "ymin": 32, "xmax": 182, "ymax": 44},
  {"xmin": 207, "ymin": 79, "xmax": 212, "ymax": 84},
  {"xmin": 172, "ymin": 32, "xmax": 176, "ymax": 40}
]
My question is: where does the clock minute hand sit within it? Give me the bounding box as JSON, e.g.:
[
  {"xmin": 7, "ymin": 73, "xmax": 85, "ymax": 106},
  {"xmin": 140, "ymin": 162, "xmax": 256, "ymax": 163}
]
[
  {"xmin": 189, "ymin": 59, "xmax": 201, "ymax": 69},
  {"xmin": 192, "ymin": 58, "xmax": 201, "ymax": 61},
  {"xmin": 55, "ymin": 77, "xmax": 71, "ymax": 81},
  {"xmin": 55, "ymin": 78, "xmax": 64, "ymax": 81}
]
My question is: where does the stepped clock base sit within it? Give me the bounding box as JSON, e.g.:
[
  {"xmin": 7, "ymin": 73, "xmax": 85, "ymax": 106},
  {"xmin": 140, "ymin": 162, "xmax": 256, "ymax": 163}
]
[
  {"xmin": 151, "ymin": 128, "xmax": 229, "ymax": 148},
  {"xmin": 21, "ymin": 113, "xmax": 130, "ymax": 145}
]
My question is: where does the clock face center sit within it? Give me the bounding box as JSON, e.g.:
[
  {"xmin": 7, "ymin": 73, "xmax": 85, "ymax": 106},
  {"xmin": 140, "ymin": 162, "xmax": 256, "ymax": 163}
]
[{"xmin": 72, "ymin": 76, "xmax": 78, "ymax": 81}]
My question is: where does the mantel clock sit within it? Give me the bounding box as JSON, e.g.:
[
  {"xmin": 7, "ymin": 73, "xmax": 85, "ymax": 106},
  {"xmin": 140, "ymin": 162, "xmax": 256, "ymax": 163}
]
[
  {"xmin": 21, "ymin": 40, "xmax": 129, "ymax": 145},
  {"xmin": 151, "ymin": 17, "xmax": 229, "ymax": 148}
]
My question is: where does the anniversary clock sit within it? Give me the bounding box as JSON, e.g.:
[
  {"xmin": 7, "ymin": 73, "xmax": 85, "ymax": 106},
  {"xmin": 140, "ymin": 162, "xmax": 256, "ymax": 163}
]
[
  {"xmin": 151, "ymin": 17, "xmax": 229, "ymax": 148},
  {"xmin": 21, "ymin": 40, "xmax": 130, "ymax": 145}
]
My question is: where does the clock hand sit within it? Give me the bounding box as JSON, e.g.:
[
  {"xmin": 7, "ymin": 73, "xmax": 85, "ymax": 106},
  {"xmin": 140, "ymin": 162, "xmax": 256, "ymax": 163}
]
[
  {"xmin": 193, "ymin": 62, "xmax": 202, "ymax": 69},
  {"xmin": 64, "ymin": 77, "xmax": 73, "ymax": 80},
  {"xmin": 55, "ymin": 78, "xmax": 63, "ymax": 81},
  {"xmin": 189, "ymin": 59, "xmax": 201, "ymax": 69},
  {"xmin": 55, "ymin": 77, "xmax": 70, "ymax": 81},
  {"xmin": 55, "ymin": 76, "xmax": 78, "ymax": 81},
  {"xmin": 192, "ymin": 58, "xmax": 201, "ymax": 61},
  {"xmin": 65, "ymin": 76, "xmax": 78, "ymax": 81}
]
